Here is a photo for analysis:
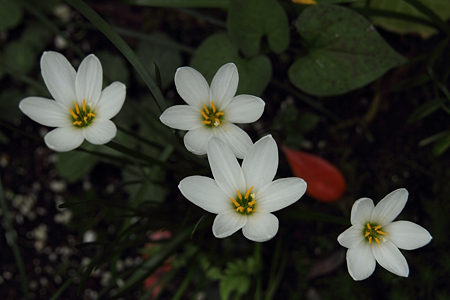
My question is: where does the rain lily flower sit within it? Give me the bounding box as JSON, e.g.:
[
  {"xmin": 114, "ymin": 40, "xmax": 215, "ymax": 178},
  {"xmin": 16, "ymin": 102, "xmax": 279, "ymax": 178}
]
[
  {"xmin": 179, "ymin": 135, "xmax": 307, "ymax": 242},
  {"xmin": 160, "ymin": 63, "xmax": 265, "ymax": 159},
  {"xmin": 337, "ymin": 189, "xmax": 432, "ymax": 280},
  {"xmin": 19, "ymin": 51, "xmax": 126, "ymax": 152}
]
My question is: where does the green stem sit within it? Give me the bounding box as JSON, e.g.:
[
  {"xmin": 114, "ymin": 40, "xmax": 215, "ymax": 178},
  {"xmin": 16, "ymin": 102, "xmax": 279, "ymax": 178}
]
[
  {"xmin": 265, "ymin": 252, "xmax": 288, "ymax": 300},
  {"xmin": 172, "ymin": 266, "xmax": 196, "ymax": 300},
  {"xmin": 0, "ymin": 176, "xmax": 29, "ymax": 299},
  {"xmin": 117, "ymin": 125, "xmax": 165, "ymax": 150},
  {"xmin": 64, "ymin": 0, "xmax": 166, "ymax": 113}
]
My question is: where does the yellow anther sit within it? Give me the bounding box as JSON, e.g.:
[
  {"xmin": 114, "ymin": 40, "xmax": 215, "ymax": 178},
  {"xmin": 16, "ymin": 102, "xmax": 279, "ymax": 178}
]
[
  {"xmin": 215, "ymin": 112, "xmax": 224, "ymax": 117},
  {"xmin": 69, "ymin": 108, "xmax": 78, "ymax": 119},
  {"xmin": 82, "ymin": 99, "xmax": 86, "ymax": 112},
  {"xmin": 247, "ymin": 207, "xmax": 252, "ymax": 213},
  {"xmin": 245, "ymin": 186, "xmax": 254, "ymax": 199},
  {"xmin": 202, "ymin": 104, "xmax": 209, "ymax": 115},
  {"xmin": 200, "ymin": 109, "xmax": 209, "ymax": 120},
  {"xmin": 376, "ymin": 230, "xmax": 387, "ymax": 235},
  {"xmin": 366, "ymin": 223, "xmax": 371, "ymax": 230},
  {"xmin": 248, "ymin": 200, "xmax": 256, "ymax": 207},
  {"xmin": 374, "ymin": 225, "xmax": 381, "ymax": 231},
  {"xmin": 88, "ymin": 112, "xmax": 96, "ymax": 118},
  {"xmin": 236, "ymin": 207, "xmax": 244, "ymax": 212},
  {"xmin": 211, "ymin": 101, "xmax": 216, "ymax": 113},
  {"xmin": 237, "ymin": 190, "xmax": 242, "ymax": 200},
  {"xmin": 375, "ymin": 237, "xmax": 380, "ymax": 245},
  {"xmin": 202, "ymin": 120, "xmax": 211, "ymax": 125},
  {"xmin": 84, "ymin": 117, "xmax": 88, "ymax": 122},
  {"xmin": 365, "ymin": 231, "xmax": 370, "ymax": 237},
  {"xmin": 73, "ymin": 121, "xmax": 82, "ymax": 126},
  {"xmin": 74, "ymin": 101, "xmax": 80, "ymax": 114},
  {"xmin": 231, "ymin": 198, "xmax": 240, "ymax": 208},
  {"xmin": 368, "ymin": 236, "xmax": 372, "ymax": 244}
]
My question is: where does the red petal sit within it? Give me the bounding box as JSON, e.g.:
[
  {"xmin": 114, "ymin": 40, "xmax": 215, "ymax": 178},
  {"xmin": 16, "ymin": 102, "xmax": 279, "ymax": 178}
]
[{"xmin": 282, "ymin": 146, "xmax": 346, "ymax": 202}]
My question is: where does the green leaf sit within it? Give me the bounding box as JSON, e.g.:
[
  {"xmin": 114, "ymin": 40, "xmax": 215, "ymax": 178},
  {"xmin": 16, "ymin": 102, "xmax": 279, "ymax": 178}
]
[
  {"xmin": 220, "ymin": 274, "xmax": 250, "ymax": 300},
  {"xmin": 96, "ymin": 51, "xmax": 130, "ymax": 86},
  {"xmin": 124, "ymin": 0, "xmax": 229, "ymax": 8},
  {"xmin": 0, "ymin": 130, "xmax": 9, "ymax": 144},
  {"xmin": 0, "ymin": 0, "xmax": 23, "ymax": 30},
  {"xmin": 227, "ymin": 0, "xmax": 289, "ymax": 57},
  {"xmin": 0, "ymin": 89, "xmax": 23, "ymax": 123},
  {"xmin": 433, "ymin": 132, "xmax": 450, "ymax": 156},
  {"xmin": 352, "ymin": 0, "xmax": 450, "ymax": 39},
  {"xmin": 56, "ymin": 144, "xmax": 100, "ymax": 183},
  {"xmin": 408, "ymin": 98, "xmax": 445, "ymax": 123},
  {"xmin": 289, "ymin": 4, "xmax": 407, "ymax": 96},
  {"xmin": 4, "ymin": 41, "xmax": 38, "ymax": 74},
  {"xmin": 21, "ymin": 22, "xmax": 54, "ymax": 53},
  {"xmin": 191, "ymin": 33, "xmax": 272, "ymax": 96}
]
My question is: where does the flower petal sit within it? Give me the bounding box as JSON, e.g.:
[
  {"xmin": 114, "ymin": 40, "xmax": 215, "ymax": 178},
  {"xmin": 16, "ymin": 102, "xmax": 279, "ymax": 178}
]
[
  {"xmin": 179, "ymin": 176, "xmax": 231, "ymax": 214},
  {"xmin": 371, "ymin": 188, "xmax": 408, "ymax": 226},
  {"xmin": 75, "ymin": 54, "xmax": 103, "ymax": 107},
  {"xmin": 214, "ymin": 123, "xmax": 253, "ymax": 159},
  {"xmin": 207, "ymin": 137, "xmax": 246, "ymax": 198},
  {"xmin": 160, "ymin": 105, "xmax": 203, "ymax": 130},
  {"xmin": 242, "ymin": 135, "xmax": 278, "ymax": 192},
  {"xmin": 175, "ymin": 67, "xmax": 210, "ymax": 109},
  {"xmin": 44, "ymin": 127, "xmax": 84, "ymax": 152},
  {"xmin": 242, "ymin": 212, "xmax": 278, "ymax": 242},
  {"xmin": 350, "ymin": 198, "xmax": 374, "ymax": 226},
  {"xmin": 225, "ymin": 95, "xmax": 265, "ymax": 124},
  {"xmin": 346, "ymin": 241, "xmax": 376, "ymax": 281},
  {"xmin": 256, "ymin": 178, "xmax": 307, "ymax": 213},
  {"xmin": 337, "ymin": 225, "xmax": 365, "ymax": 249},
  {"xmin": 82, "ymin": 119, "xmax": 116, "ymax": 145},
  {"xmin": 210, "ymin": 63, "xmax": 238, "ymax": 109},
  {"xmin": 40, "ymin": 51, "xmax": 77, "ymax": 108},
  {"xmin": 95, "ymin": 82, "xmax": 126, "ymax": 120},
  {"xmin": 384, "ymin": 221, "xmax": 432, "ymax": 250},
  {"xmin": 372, "ymin": 240, "xmax": 409, "ymax": 277},
  {"xmin": 19, "ymin": 97, "xmax": 72, "ymax": 127},
  {"xmin": 184, "ymin": 126, "xmax": 214, "ymax": 156},
  {"xmin": 212, "ymin": 210, "xmax": 247, "ymax": 238}
]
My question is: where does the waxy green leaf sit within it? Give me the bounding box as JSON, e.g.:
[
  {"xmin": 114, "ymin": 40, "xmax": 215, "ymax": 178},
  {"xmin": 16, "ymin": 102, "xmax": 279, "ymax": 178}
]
[{"xmin": 289, "ymin": 4, "xmax": 407, "ymax": 96}]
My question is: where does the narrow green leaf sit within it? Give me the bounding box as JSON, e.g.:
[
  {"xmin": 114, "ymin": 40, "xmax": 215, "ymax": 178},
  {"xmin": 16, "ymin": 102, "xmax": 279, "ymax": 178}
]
[
  {"xmin": 227, "ymin": 0, "xmax": 289, "ymax": 57},
  {"xmin": 289, "ymin": 4, "xmax": 407, "ymax": 96},
  {"xmin": 433, "ymin": 132, "xmax": 450, "ymax": 156},
  {"xmin": 64, "ymin": 0, "xmax": 166, "ymax": 112},
  {"xmin": 408, "ymin": 98, "xmax": 445, "ymax": 123},
  {"xmin": 123, "ymin": 0, "xmax": 230, "ymax": 8}
]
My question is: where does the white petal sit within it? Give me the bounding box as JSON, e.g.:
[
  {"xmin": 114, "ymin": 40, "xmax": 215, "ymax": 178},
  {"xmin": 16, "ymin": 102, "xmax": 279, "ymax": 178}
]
[
  {"xmin": 242, "ymin": 212, "xmax": 278, "ymax": 242},
  {"xmin": 256, "ymin": 178, "xmax": 307, "ymax": 213},
  {"xmin": 346, "ymin": 242, "xmax": 376, "ymax": 281},
  {"xmin": 210, "ymin": 63, "xmax": 238, "ymax": 109},
  {"xmin": 178, "ymin": 176, "xmax": 231, "ymax": 214},
  {"xmin": 184, "ymin": 126, "xmax": 214, "ymax": 156},
  {"xmin": 371, "ymin": 189, "xmax": 408, "ymax": 226},
  {"xmin": 44, "ymin": 127, "xmax": 84, "ymax": 152},
  {"xmin": 160, "ymin": 105, "xmax": 203, "ymax": 130},
  {"xmin": 337, "ymin": 225, "xmax": 365, "ymax": 249},
  {"xmin": 214, "ymin": 123, "xmax": 253, "ymax": 159},
  {"xmin": 75, "ymin": 54, "xmax": 103, "ymax": 107},
  {"xmin": 207, "ymin": 137, "xmax": 246, "ymax": 198},
  {"xmin": 95, "ymin": 82, "xmax": 126, "ymax": 120},
  {"xmin": 372, "ymin": 240, "xmax": 409, "ymax": 277},
  {"xmin": 351, "ymin": 198, "xmax": 374, "ymax": 226},
  {"xmin": 82, "ymin": 119, "xmax": 116, "ymax": 145},
  {"xmin": 212, "ymin": 210, "xmax": 247, "ymax": 238},
  {"xmin": 19, "ymin": 97, "xmax": 72, "ymax": 127},
  {"xmin": 225, "ymin": 95, "xmax": 265, "ymax": 123},
  {"xmin": 40, "ymin": 51, "xmax": 77, "ymax": 108},
  {"xmin": 384, "ymin": 221, "xmax": 432, "ymax": 250},
  {"xmin": 175, "ymin": 67, "xmax": 210, "ymax": 109},
  {"xmin": 242, "ymin": 135, "xmax": 278, "ymax": 192}
]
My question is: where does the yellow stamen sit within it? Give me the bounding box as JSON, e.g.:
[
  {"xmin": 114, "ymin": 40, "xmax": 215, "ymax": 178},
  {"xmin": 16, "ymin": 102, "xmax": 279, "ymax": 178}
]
[
  {"xmin": 73, "ymin": 121, "xmax": 82, "ymax": 126},
  {"xmin": 376, "ymin": 230, "xmax": 387, "ymax": 235},
  {"xmin": 200, "ymin": 110, "xmax": 209, "ymax": 120},
  {"xmin": 248, "ymin": 200, "xmax": 256, "ymax": 207},
  {"xmin": 211, "ymin": 101, "xmax": 216, "ymax": 113},
  {"xmin": 237, "ymin": 190, "xmax": 242, "ymax": 200},
  {"xmin": 374, "ymin": 225, "xmax": 381, "ymax": 231},
  {"xmin": 365, "ymin": 231, "xmax": 370, "ymax": 237},
  {"xmin": 231, "ymin": 198, "xmax": 240, "ymax": 208},
  {"xmin": 69, "ymin": 108, "xmax": 78, "ymax": 119},
  {"xmin": 82, "ymin": 99, "xmax": 86, "ymax": 112},
  {"xmin": 247, "ymin": 207, "xmax": 252, "ymax": 213},
  {"xmin": 202, "ymin": 104, "xmax": 209, "ymax": 115},
  {"xmin": 84, "ymin": 117, "xmax": 88, "ymax": 123},
  {"xmin": 88, "ymin": 112, "xmax": 96, "ymax": 118},
  {"xmin": 366, "ymin": 223, "xmax": 371, "ymax": 230},
  {"xmin": 368, "ymin": 236, "xmax": 372, "ymax": 244},
  {"xmin": 74, "ymin": 101, "xmax": 80, "ymax": 114},
  {"xmin": 202, "ymin": 120, "xmax": 211, "ymax": 125},
  {"xmin": 215, "ymin": 112, "xmax": 224, "ymax": 117},
  {"xmin": 375, "ymin": 237, "xmax": 380, "ymax": 245},
  {"xmin": 245, "ymin": 186, "xmax": 253, "ymax": 199},
  {"xmin": 236, "ymin": 207, "xmax": 244, "ymax": 212}
]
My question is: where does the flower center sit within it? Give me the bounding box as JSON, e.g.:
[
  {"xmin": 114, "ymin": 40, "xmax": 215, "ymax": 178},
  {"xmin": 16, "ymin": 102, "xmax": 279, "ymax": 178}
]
[
  {"xmin": 364, "ymin": 222, "xmax": 388, "ymax": 245},
  {"xmin": 231, "ymin": 186, "xmax": 256, "ymax": 215},
  {"xmin": 200, "ymin": 101, "xmax": 224, "ymax": 128},
  {"xmin": 69, "ymin": 99, "xmax": 96, "ymax": 128}
]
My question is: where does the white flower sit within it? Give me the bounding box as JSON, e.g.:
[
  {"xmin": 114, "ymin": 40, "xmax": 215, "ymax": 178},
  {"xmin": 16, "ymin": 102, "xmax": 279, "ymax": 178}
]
[
  {"xmin": 160, "ymin": 63, "xmax": 265, "ymax": 159},
  {"xmin": 337, "ymin": 189, "xmax": 432, "ymax": 280},
  {"xmin": 19, "ymin": 51, "xmax": 126, "ymax": 152},
  {"xmin": 178, "ymin": 135, "xmax": 307, "ymax": 242}
]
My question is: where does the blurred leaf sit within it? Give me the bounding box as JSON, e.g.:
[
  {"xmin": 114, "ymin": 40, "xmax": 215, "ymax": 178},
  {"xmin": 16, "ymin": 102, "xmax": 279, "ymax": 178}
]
[
  {"xmin": 0, "ymin": 89, "xmax": 23, "ymax": 123},
  {"xmin": 353, "ymin": 0, "xmax": 450, "ymax": 39},
  {"xmin": 21, "ymin": 22, "xmax": 54, "ymax": 53},
  {"xmin": 298, "ymin": 112, "xmax": 320, "ymax": 132},
  {"xmin": 0, "ymin": 131, "xmax": 9, "ymax": 144},
  {"xmin": 124, "ymin": 0, "xmax": 229, "ymax": 8},
  {"xmin": 432, "ymin": 132, "xmax": 450, "ymax": 156},
  {"xmin": 135, "ymin": 33, "xmax": 182, "ymax": 89},
  {"xmin": 97, "ymin": 51, "xmax": 130, "ymax": 86},
  {"xmin": 191, "ymin": 33, "xmax": 272, "ymax": 96},
  {"xmin": 227, "ymin": 0, "xmax": 289, "ymax": 57},
  {"xmin": 282, "ymin": 146, "xmax": 346, "ymax": 202},
  {"xmin": 408, "ymin": 98, "xmax": 445, "ymax": 123},
  {"xmin": 0, "ymin": 0, "xmax": 23, "ymax": 30},
  {"xmin": 57, "ymin": 144, "xmax": 100, "ymax": 183},
  {"xmin": 31, "ymin": 0, "xmax": 61, "ymax": 13},
  {"xmin": 220, "ymin": 259, "xmax": 252, "ymax": 300},
  {"xmin": 288, "ymin": 4, "xmax": 407, "ymax": 96},
  {"xmin": 4, "ymin": 41, "xmax": 38, "ymax": 74}
]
